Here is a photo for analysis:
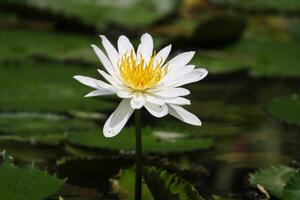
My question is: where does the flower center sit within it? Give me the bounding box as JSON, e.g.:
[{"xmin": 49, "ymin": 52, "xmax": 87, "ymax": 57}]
[{"xmin": 118, "ymin": 50, "xmax": 168, "ymax": 91}]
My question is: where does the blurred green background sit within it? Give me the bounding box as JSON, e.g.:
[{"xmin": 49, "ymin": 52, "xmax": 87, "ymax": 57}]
[{"xmin": 0, "ymin": 0, "xmax": 300, "ymax": 199}]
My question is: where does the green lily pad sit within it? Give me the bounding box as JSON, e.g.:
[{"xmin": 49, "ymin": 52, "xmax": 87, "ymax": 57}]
[
  {"xmin": 192, "ymin": 19, "xmax": 300, "ymax": 77},
  {"xmin": 267, "ymin": 94, "xmax": 300, "ymax": 126},
  {"xmin": 0, "ymin": 141, "xmax": 61, "ymax": 163},
  {"xmin": 143, "ymin": 166, "xmax": 205, "ymax": 200},
  {"xmin": 249, "ymin": 164, "xmax": 297, "ymax": 199},
  {"xmin": 67, "ymin": 127, "xmax": 213, "ymax": 154},
  {"xmin": 0, "ymin": 152, "xmax": 65, "ymax": 200},
  {"xmin": 0, "ymin": 29, "xmax": 96, "ymax": 62},
  {"xmin": 283, "ymin": 171, "xmax": 300, "ymax": 200},
  {"xmin": 193, "ymin": 34, "xmax": 300, "ymax": 77},
  {"xmin": 1, "ymin": 0, "xmax": 179, "ymax": 30},
  {"xmin": 0, "ymin": 113, "xmax": 95, "ymax": 136},
  {"xmin": 0, "ymin": 29, "xmax": 166, "ymax": 63},
  {"xmin": 0, "ymin": 62, "xmax": 115, "ymax": 112}
]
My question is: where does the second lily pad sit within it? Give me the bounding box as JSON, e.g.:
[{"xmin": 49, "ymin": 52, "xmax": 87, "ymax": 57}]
[{"xmin": 67, "ymin": 127, "xmax": 213, "ymax": 154}]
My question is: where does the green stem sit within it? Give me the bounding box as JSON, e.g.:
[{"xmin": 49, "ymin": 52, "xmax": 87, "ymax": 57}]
[{"xmin": 135, "ymin": 109, "xmax": 142, "ymax": 200}]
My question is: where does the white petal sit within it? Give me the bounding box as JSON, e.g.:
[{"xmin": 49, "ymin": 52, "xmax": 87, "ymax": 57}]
[
  {"xmin": 97, "ymin": 69, "xmax": 121, "ymax": 88},
  {"xmin": 91, "ymin": 44, "xmax": 115, "ymax": 76},
  {"xmin": 164, "ymin": 97, "xmax": 191, "ymax": 105},
  {"xmin": 162, "ymin": 65, "xmax": 195, "ymax": 83},
  {"xmin": 118, "ymin": 35, "xmax": 134, "ymax": 57},
  {"xmin": 168, "ymin": 104, "xmax": 201, "ymax": 126},
  {"xmin": 99, "ymin": 35, "xmax": 119, "ymax": 68},
  {"xmin": 154, "ymin": 88, "xmax": 190, "ymax": 98},
  {"xmin": 137, "ymin": 33, "xmax": 153, "ymax": 62},
  {"xmin": 168, "ymin": 51, "xmax": 195, "ymax": 70},
  {"xmin": 84, "ymin": 89, "xmax": 114, "ymax": 97},
  {"xmin": 103, "ymin": 99, "xmax": 134, "ymax": 137},
  {"xmin": 171, "ymin": 68, "xmax": 208, "ymax": 87},
  {"xmin": 143, "ymin": 93, "xmax": 165, "ymax": 105},
  {"xmin": 117, "ymin": 90, "xmax": 134, "ymax": 98},
  {"xmin": 130, "ymin": 93, "xmax": 145, "ymax": 109},
  {"xmin": 144, "ymin": 102, "xmax": 168, "ymax": 118},
  {"xmin": 154, "ymin": 44, "xmax": 171, "ymax": 65},
  {"xmin": 73, "ymin": 75, "xmax": 115, "ymax": 91}
]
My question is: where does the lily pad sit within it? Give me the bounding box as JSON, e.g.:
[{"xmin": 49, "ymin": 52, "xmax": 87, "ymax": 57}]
[
  {"xmin": 267, "ymin": 94, "xmax": 300, "ymax": 126},
  {"xmin": 1, "ymin": 0, "xmax": 180, "ymax": 30},
  {"xmin": 67, "ymin": 127, "xmax": 214, "ymax": 154},
  {"xmin": 143, "ymin": 166, "xmax": 205, "ymax": 200},
  {"xmin": 0, "ymin": 62, "xmax": 115, "ymax": 112},
  {"xmin": 0, "ymin": 29, "xmax": 166, "ymax": 63},
  {"xmin": 283, "ymin": 171, "xmax": 300, "ymax": 200},
  {"xmin": 0, "ymin": 113, "xmax": 95, "ymax": 136},
  {"xmin": 249, "ymin": 164, "xmax": 297, "ymax": 199},
  {"xmin": 0, "ymin": 151, "xmax": 65, "ymax": 200},
  {"xmin": 0, "ymin": 141, "xmax": 61, "ymax": 163},
  {"xmin": 192, "ymin": 20, "xmax": 300, "ymax": 77},
  {"xmin": 0, "ymin": 29, "xmax": 96, "ymax": 62}
]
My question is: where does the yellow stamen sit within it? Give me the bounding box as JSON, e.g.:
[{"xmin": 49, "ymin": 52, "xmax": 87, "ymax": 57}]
[{"xmin": 118, "ymin": 50, "xmax": 168, "ymax": 91}]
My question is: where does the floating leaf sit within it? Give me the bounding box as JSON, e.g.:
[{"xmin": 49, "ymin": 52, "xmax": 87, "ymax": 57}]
[
  {"xmin": 0, "ymin": 141, "xmax": 61, "ymax": 163},
  {"xmin": 0, "ymin": 151, "xmax": 65, "ymax": 200},
  {"xmin": 193, "ymin": 20, "xmax": 300, "ymax": 77},
  {"xmin": 67, "ymin": 127, "xmax": 213, "ymax": 154},
  {"xmin": 0, "ymin": 29, "xmax": 96, "ymax": 62},
  {"xmin": 0, "ymin": 62, "xmax": 115, "ymax": 112},
  {"xmin": 0, "ymin": 29, "xmax": 165, "ymax": 62},
  {"xmin": 1, "ymin": 0, "xmax": 180, "ymax": 30},
  {"xmin": 143, "ymin": 166, "xmax": 205, "ymax": 200},
  {"xmin": 249, "ymin": 165, "xmax": 297, "ymax": 199},
  {"xmin": 267, "ymin": 94, "xmax": 300, "ymax": 126},
  {"xmin": 283, "ymin": 171, "xmax": 300, "ymax": 200}
]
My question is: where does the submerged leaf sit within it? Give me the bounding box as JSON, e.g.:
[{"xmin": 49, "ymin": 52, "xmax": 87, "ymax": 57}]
[
  {"xmin": 111, "ymin": 168, "xmax": 153, "ymax": 200},
  {"xmin": 143, "ymin": 166, "xmax": 205, "ymax": 200},
  {"xmin": 283, "ymin": 171, "xmax": 300, "ymax": 200},
  {"xmin": 0, "ymin": 151, "xmax": 65, "ymax": 200},
  {"xmin": 249, "ymin": 164, "xmax": 297, "ymax": 199}
]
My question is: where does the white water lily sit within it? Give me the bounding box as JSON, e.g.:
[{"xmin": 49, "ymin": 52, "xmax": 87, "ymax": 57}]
[{"xmin": 74, "ymin": 33, "xmax": 208, "ymax": 137}]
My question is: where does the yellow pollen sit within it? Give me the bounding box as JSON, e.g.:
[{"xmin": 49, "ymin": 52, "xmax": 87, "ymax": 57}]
[{"xmin": 118, "ymin": 50, "xmax": 168, "ymax": 91}]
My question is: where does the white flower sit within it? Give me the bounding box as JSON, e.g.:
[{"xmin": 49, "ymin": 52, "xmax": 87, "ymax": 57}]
[{"xmin": 74, "ymin": 33, "xmax": 208, "ymax": 137}]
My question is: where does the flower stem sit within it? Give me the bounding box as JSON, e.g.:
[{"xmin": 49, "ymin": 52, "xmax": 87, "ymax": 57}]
[{"xmin": 135, "ymin": 109, "xmax": 142, "ymax": 200}]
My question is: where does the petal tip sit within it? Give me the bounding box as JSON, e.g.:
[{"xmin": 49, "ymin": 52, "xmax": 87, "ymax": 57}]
[{"xmin": 91, "ymin": 44, "xmax": 97, "ymax": 49}]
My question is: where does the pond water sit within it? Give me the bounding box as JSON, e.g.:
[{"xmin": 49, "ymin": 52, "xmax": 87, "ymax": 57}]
[{"xmin": 0, "ymin": 70, "xmax": 299, "ymax": 199}]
